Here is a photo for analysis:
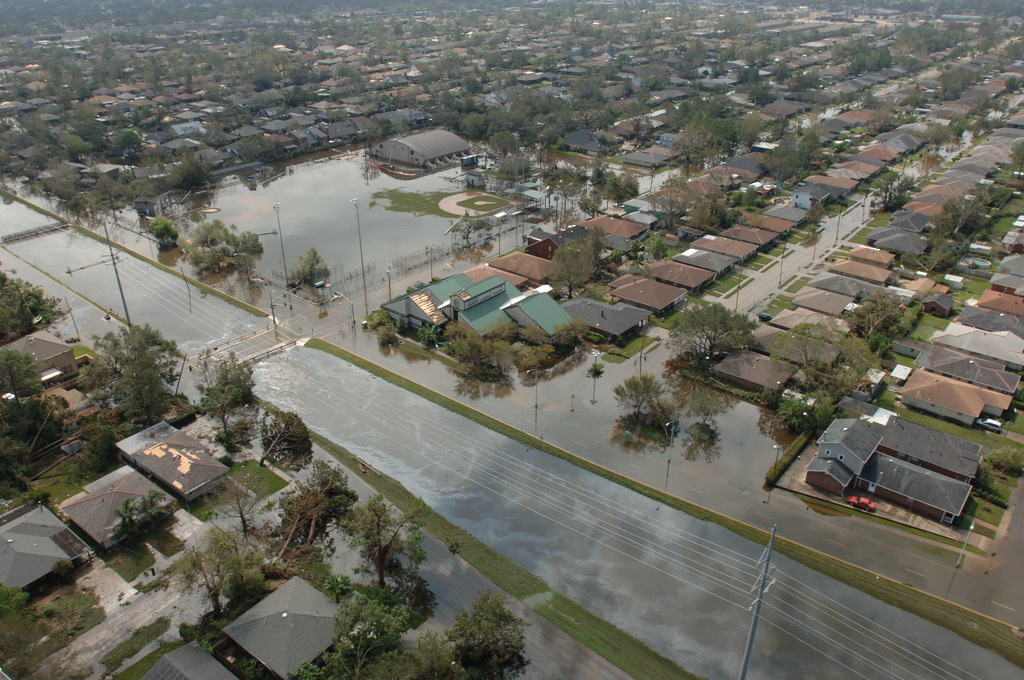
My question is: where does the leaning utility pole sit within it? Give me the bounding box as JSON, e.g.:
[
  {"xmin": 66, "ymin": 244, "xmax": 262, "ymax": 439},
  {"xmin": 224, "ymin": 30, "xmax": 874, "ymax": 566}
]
[{"xmin": 738, "ymin": 525, "xmax": 777, "ymax": 680}]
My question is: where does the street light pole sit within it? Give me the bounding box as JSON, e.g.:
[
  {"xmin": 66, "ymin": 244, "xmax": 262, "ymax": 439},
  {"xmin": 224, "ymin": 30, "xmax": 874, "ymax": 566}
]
[
  {"xmin": 527, "ymin": 368, "xmax": 540, "ymax": 432},
  {"xmin": 590, "ymin": 350, "xmax": 600, "ymax": 404},
  {"xmin": 273, "ymin": 203, "xmax": 289, "ymax": 289},
  {"xmin": 352, "ymin": 198, "xmax": 369, "ymax": 315},
  {"xmin": 385, "ymin": 262, "xmax": 392, "ymax": 301},
  {"xmin": 665, "ymin": 420, "xmax": 676, "ymax": 490},
  {"xmin": 945, "ymin": 521, "xmax": 975, "ymax": 599}
]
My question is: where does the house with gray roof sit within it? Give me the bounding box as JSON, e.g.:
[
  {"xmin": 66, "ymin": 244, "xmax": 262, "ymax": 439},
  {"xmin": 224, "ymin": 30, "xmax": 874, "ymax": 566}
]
[
  {"xmin": 0, "ymin": 504, "xmax": 89, "ymax": 589},
  {"xmin": 672, "ymin": 248, "xmax": 736, "ymax": 276},
  {"xmin": 764, "ymin": 205, "xmax": 807, "ymax": 225},
  {"xmin": 866, "ymin": 228, "xmax": 929, "ymax": 254},
  {"xmin": 561, "ymin": 297, "xmax": 649, "ymax": 340},
  {"xmin": 0, "ymin": 330, "xmax": 79, "ymax": 389},
  {"xmin": 808, "ymin": 273, "xmax": 881, "ymax": 300},
  {"xmin": 956, "ymin": 305, "xmax": 1024, "ymax": 340},
  {"xmin": 931, "ymin": 323, "xmax": 1024, "ymax": 371},
  {"xmin": 867, "ymin": 413, "xmax": 982, "ymax": 484},
  {"xmin": 141, "ymin": 641, "xmax": 235, "ymax": 680},
  {"xmin": 61, "ymin": 466, "xmax": 164, "ymax": 549},
  {"xmin": 118, "ymin": 422, "xmax": 227, "ymax": 503},
  {"xmin": 222, "ymin": 577, "xmax": 338, "ymax": 680}
]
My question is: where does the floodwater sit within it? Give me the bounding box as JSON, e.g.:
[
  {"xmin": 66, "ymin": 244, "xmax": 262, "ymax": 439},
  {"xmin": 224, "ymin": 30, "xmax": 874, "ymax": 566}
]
[{"xmin": 254, "ymin": 346, "xmax": 1016, "ymax": 680}]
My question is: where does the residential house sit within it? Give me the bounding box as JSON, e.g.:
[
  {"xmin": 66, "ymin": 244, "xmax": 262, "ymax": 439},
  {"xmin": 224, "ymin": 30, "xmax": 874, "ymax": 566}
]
[
  {"xmin": 117, "ymin": 422, "xmax": 228, "ymax": 503},
  {"xmin": 524, "ymin": 226, "xmax": 588, "ymax": 260},
  {"xmin": 382, "ymin": 273, "xmax": 473, "ymax": 330},
  {"xmin": 922, "ymin": 293, "xmax": 955, "ymax": 317},
  {"xmin": 61, "ymin": 466, "xmax": 164, "ymax": 549},
  {"xmin": 608, "ymin": 276, "xmax": 687, "ymax": 314},
  {"xmin": 989, "ymin": 273, "xmax": 1024, "ymax": 296},
  {"xmin": 978, "ymin": 289, "xmax": 1024, "ymax": 317},
  {"xmin": 564, "ymin": 130, "xmax": 608, "ymax": 155},
  {"xmin": 887, "ymin": 210, "xmax": 931, "ymax": 234},
  {"xmin": 486, "ymin": 252, "xmax": 553, "ymax": 287},
  {"xmin": 648, "ymin": 259, "xmax": 715, "ymax": 291},
  {"xmin": 931, "ymin": 322, "xmax": 1024, "ymax": 371},
  {"xmin": 828, "ymin": 260, "xmax": 895, "ymax": 286},
  {"xmin": 848, "ymin": 247, "xmax": 895, "ymax": 268},
  {"xmin": 901, "ymin": 371, "xmax": 1012, "ymax": 426},
  {"xmin": 461, "ymin": 264, "xmax": 528, "ymax": 289},
  {"xmin": 691, "ymin": 235, "xmax": 758, "ymax": 261},
  {"xmin": 221, "ymin": 577, "xmax": 338, "ymax": 680},
  {"xmin": 770, "ymin": 307, "xmax": 850, "ymax": 333},
  {"xmin": 712, "ymin": 350, "xmax": 797, "ymax": 392},
  {"xmin": 904, "ymin": 277, "xmax": 950, "ymax": 300},
  {"xmin": 561, "ymin": 297, "xmax": 649, "ymax": 340},
  {"xmin": 764, "ymin": 205, "xmax": 807, "ymax": 225},
  {"xmin": 792, "ymin": 183, "xmax": 834, "ymax": 211},
  {"xmin": 141, "ymin": 642, "xmax": 236, "ymax": 680},
  {"xmin": 809, "ymin": 273, "xmax": 881, "ymax": 300},
  {"xmin": 740, "ymin": 213, "xmax": 796, "ymax": 234},
  {"xmin": 805, "ymin": 418, "xmax": 972, "ymax": 523},
  {"xmin": 915, "ymin": 345, "xmax": 1019, "ymax": 396},
  {"xmin": 791, "ymin": 288, "xmax": 855, "ymax": 316},
  {"xmin": 672, "ymin": 248, "xmax": 737, "ymax": 276},
  {"xmin": 956, "ymin": 305, "xmax": 1024, "ymax": 340},
  {"xmin": 0, "ymin": 330, "xmax": 79, "ymax": 388},
  {"xmin": 865, "ymin": 228, "xmax": 930, "ymax": 255},
  {"xmin": 0, "ymin": 504, "xmax": 89, "ymax": 589},
  {"xmin": 998, "ymin": 254, "xmax": 1024, "ymax": 278},
  {"xmin": 719, "ymin": 225, "xmax": 777, "ymax": 247},
  {"xmin": 579, "ymin": 215, "xmax": 650, "ymax": 241}
]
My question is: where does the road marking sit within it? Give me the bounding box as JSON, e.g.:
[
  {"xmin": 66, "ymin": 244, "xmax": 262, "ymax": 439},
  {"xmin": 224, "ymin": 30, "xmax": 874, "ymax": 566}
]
[
  {"xmin": 992, "ymin": 601, "xmax": 1016, "ymax": 612},
  {"xmin": 905, "ymin": 568, "xmax": 927, "ymax": 578},
  {"xmin": 826, "ymin": 538, "xmax": 845, "ymax": 548},
  {"xmin": 754, "ymin": 512, "xmax": 771, "ymax": 521},
  {"xmin": 688, "ymin": 486, "xmax": 703, "ymax": 494},
  {"xmin": 574, "ymin": 441, "xmax": 587, "ymax": 448}
]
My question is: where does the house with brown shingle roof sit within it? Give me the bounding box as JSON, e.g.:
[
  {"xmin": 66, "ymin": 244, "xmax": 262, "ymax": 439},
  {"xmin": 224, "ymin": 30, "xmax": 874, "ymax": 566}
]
[
  {"xmin": 848, "ymin": 246, "xmax": 895, "ymax": 268},
  {"xmin": 829, "ymin": 260, "xmax": 895, "ymax": 286},
  {"xmin": 691, "ymin": 235, "xmax": 758, "ymax": 260},
  {"xmin": 720, "ymin": 225, "xmax": 777, "ymax": 247},
  {"xmin": 712, "ymin": 350, "xmax": 797, "ymax": 392},
  {"xmin": 578, "ymin": 215, "xmax": 649, "ymax": 240},
  {"xmin": 608, "ymin": 275, "xmax": 687, "ymax": 313},
  {"xmin": 648, "ymin": 260, "xmax": 715, "ymax": 291},
  {"xmin": 486, "ymin": 252, "xmax": 553, "ymax": 286},
  {"xmin": 901, "ymin": 371, "xmax": 1011, "ymax": 426},
  {"xmin": 740, "ymin": 213, "xmax": 795, "ymax": 233},
  {"xmin": 977, "ymin": 289, "xmax": 1024, "ymax": 317}
]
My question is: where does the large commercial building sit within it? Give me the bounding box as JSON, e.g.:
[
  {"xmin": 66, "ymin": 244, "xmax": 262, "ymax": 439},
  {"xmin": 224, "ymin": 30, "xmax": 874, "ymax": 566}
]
[{"xmin": 369, "ymin": 129, "xmax": 471, "ymax": 167}]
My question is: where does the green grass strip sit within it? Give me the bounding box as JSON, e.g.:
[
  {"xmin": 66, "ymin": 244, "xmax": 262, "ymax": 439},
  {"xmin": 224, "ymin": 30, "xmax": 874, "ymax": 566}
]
[
  {"xmin": 305, "ymin": 338, "xmax": 1024, "ymax": 670},
  {"xmin": 101, "ymin": 617, "xmax": 170, "ymax": 673},
  {"xmin": 535, "ymin": 593, "xmax": 700, "ymax": 680}
]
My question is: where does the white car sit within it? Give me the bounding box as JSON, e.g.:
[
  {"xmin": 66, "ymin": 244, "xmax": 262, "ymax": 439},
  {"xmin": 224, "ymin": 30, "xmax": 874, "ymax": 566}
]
[{"xmin": 975, "ymin": 418, "xmax": 1003, "ymax": 433}]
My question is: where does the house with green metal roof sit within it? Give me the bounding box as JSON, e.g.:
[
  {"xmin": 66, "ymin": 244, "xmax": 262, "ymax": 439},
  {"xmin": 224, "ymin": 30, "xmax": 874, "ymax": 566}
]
[
  {"xmin": 505, "ymin": 292, "xmax": 573, "ymax": 337},
  {"xmin": 382, "ymin": 273, "xmax": 472, "ymax": 330}
]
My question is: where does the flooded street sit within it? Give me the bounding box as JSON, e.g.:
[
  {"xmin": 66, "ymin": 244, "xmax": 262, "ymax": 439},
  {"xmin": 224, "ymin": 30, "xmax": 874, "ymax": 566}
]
[{"xmin": 254, "ymin": 346, "xmax": 1013, "ymax": 680}]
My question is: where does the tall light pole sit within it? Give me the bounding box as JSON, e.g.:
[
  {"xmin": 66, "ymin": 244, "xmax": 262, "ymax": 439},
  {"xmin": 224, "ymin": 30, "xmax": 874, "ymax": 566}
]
[
  {"xmin": 834, "ymin": 204, "xmax": 842, "ymax": 246},
  {"xmin": 273, "ymin": 203, "xmax": 289, "ymax": 289},
  {"xmin": 945, "ymin": 521, "xmax": 975, "ymax": 599},
  {"xmin": 385, "ymin": 262, "xmax": 392, "ymax": 301},
  {"xmin": 352, "ymin": 198, "xmax": 368, "ymax": 314},
  {"xmin": 527, "ymin": 368, "xmax": 540, "ymax": 432},
  {"xmin": 665, "ymin": 420, "xmax": 676, "ymax": 490},
  {"xmin": 102, "ymin": 220, "xmax": 132, "ymax": 327}
]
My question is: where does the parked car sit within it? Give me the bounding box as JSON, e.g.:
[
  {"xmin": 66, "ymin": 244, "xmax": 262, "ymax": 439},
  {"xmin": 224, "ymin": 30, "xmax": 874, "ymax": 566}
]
[
  {"xmin": 846, "ymin": 496, "xmax": 876, "ymax": 512},
  {"xmin": 975, "ymin": 418, "xmax": 1002, "ymax": 433},
  {"xmin": 758, "ymin": 312, "xmax": 774, "ymax": 322}
]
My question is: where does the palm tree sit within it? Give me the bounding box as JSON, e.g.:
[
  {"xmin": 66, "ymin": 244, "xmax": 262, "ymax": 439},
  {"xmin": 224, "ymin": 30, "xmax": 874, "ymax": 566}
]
[
  {"xmin": 417, "ymin": 324, "xmax": 442, "ymax": 348},
  {"xmin": 138, "ymin": 490, "xmax": 166, "ymax": 525},
  {"xmin": 114, "ymin": 499, "xmax": 141, "ymax": 543}
]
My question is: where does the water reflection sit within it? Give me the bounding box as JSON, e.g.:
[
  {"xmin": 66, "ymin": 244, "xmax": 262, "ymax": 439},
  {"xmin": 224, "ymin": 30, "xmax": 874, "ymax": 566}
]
[{"xmin": 452, "ymin": 372, "xmax": 513, "ymax": 399}]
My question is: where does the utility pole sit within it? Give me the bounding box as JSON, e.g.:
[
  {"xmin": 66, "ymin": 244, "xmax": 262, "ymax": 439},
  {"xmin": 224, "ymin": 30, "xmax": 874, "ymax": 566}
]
[
  {"xmin": 102, "ymin": 220, "xmax": 132, "ymax": 327},
  {"xmin": 352, "ymin": 198, "xmax": 369, "ymax": 315},
  {"xmin": 738, "ymin": 525, "xmax": 777, "ymax": 680},
  {"xmin": 273, "ymin": 203, "xmax": 289, "ymax": 289}
]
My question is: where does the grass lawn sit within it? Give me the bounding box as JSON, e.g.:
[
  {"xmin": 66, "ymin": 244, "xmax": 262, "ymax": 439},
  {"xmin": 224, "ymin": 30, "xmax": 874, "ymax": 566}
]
[
  {"xmin": 146, "ymin": 526, "xmax": 186, "ymax": 558},
  {"xmin": 909, "ymin": 314, "xmax": 951, "ymax": 342},
  {"xmin": 965, "ymin": 497, "xmax": 1006, "ymax": 529},
  {"xmin": 707, "ymin": 272, "xmax": 744, "ymax": 295},
  {"xmin": 102, "ymin": 541, "xmax": 155, "ymax": 582},
  {"xmin": 785, "ymin": 277, "xmax": 809, "ymax": 294},
  {"xmin": 34, "ymin": 591, "xmax": 106, "ymax": 660},
  {"xmin": 228, "ymin": 459, "xmax": 288, "ymax": 496},
  {"xmin": 868, "ymin": 213, "xmax": 892, "ymax": 228},
  {"xmin": 112, "ymin": 642, "xmax": 186, "ymax": 680},
  {"xmin": 73, "ymin": 344, "xmax": 96, "ymax": 358},
  {"xmin": 610, "ymin": 335, "xmax": 658, "ymax": 360},
  {"xmin": 370, "ymin": 189, "xmax": 454, "ymax": 218},
  {"xmin": 101, "ymin": 617, "xmax": 170, "ymax": 673},
  {"xmin": 32, "ymin": 467, "xmax": 84, "ymax": 504},
  {"xmin": 303, "ymin": 339, "xmax": 1024, "ymax": 671},
  {"xmin": 455, "ymin": 194, "xmax": 510, "ymax": 213},
  {"xmin": 764, "ymin": 296, "xmax": 794, "ymax": 316}
]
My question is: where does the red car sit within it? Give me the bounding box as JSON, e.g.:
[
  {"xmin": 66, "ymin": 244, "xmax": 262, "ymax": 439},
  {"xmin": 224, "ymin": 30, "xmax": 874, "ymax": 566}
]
[{"xmin": 846, "ymin": 496, "xmax": 876, "ymax": 512}]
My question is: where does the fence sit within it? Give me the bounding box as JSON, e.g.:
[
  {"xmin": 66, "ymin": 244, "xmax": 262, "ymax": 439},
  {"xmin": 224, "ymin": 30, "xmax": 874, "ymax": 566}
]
[{"xmin": 2, "ymin": 222, "xmax": 68, "ymax": 244}]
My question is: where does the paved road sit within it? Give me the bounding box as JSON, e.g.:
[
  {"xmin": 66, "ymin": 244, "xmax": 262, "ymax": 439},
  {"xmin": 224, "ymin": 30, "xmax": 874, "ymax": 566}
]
[{"xmin": 252, "ymin": 347, "xmax": 1018, "ymax": 680}]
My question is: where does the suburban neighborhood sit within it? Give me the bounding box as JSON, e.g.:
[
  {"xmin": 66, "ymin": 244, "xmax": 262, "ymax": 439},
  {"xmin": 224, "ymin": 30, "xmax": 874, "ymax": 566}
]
[{"xmin": 3, "ymin": 1, "xmax": 1024, "ymax": 680}]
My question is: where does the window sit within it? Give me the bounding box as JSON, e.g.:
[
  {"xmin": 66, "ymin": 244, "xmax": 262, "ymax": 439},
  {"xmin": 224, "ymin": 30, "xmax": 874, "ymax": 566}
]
[
  {"xmin": 838, "ymin": 453, "xmax": 845, "ymax": 462},
  {"xmin": 824, "ymin": 448, "xmax": 831, "ymax": 456}
]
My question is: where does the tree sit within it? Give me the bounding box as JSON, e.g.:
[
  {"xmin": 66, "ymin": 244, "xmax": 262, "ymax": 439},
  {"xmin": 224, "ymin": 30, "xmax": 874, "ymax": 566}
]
[
  {"xmin": 984, "ymin": 446, "xmax": 1024, "ymax": 475},
  {"xmin": 321, "ymin": 594, "xmax": 410, "ymax": 679},
  {"xmin": 276, "ymin": 460, "xmax": 358, "ymax": 559},
  {"xmin": 168, "ymin": 153, "xmax": 211, "ymax": 192},
  {"xmin": 215, "ymin": 480, "xmax": 267, "ymax": 542},
  {"xmin": 184, "ymin": 219, "xmax": 264, "ymax": 277},
  {"xmin": 930, "ymin": 194, "xmax": 989, "ymax": 238},
  {"xmin": 612, "ymin": 375, "xmax": 665, "ymax": 420},
  {"xmin": 447, "ymin": 591, "xmax": 528, "ymax": 680},
  {"xmin": 346, "ymin": 494, "xmax": 426, "ymax": 590},
  {"xmin": 197, "ymin": 352, "xmax": 255, "ymax": 443},
  {"xmin": 259, "ymin": 407, "xmax": 313, "ymax": 469},
  {"xmin": 550, "ymin": 241, "xmax": 594, "ymax": 298},
  {"xmin": 292, "ymin": 247, "xmax": 331, "ymax": 286},
  {"xmin": 444, "ymin": 323, "xmax": 513, "ymax": 382},
  {"xmin": 845, "ymin": 291, "xmax": 904, "ymax": 339},
  {"xmin": 172, "ymin": 532, "xmax": 264, "ymax": 617},
  {"xmin": 874, "ymin": 174, "xmax": 916, "ymax": 213},
  {"xmin": 80, "ymin": 324, "xmax": 183, "ymax": 425},
  {"xmin": 668, "ymin": 303, "xmax": 756, "ymax": 359},
  {"xmin": 147, "ymin": 216, "xmax": 179, "ymax": 250},
  {"xmin": 0, "ymin": 349, "xmax": 43, "ymax": 398},
  {"xmin": 0, "ymin": 271, "xmax": 61, "ymax": 344},
  {"xmin": 684, "ymin": 385, "xmax": 727, "ymax": 427}
]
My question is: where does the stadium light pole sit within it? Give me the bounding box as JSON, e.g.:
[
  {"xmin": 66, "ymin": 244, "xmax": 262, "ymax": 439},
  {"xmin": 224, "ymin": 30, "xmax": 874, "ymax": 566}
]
[{"xmin": 352, "ymin": 198, "xmax": 369, "ymax": 315}]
